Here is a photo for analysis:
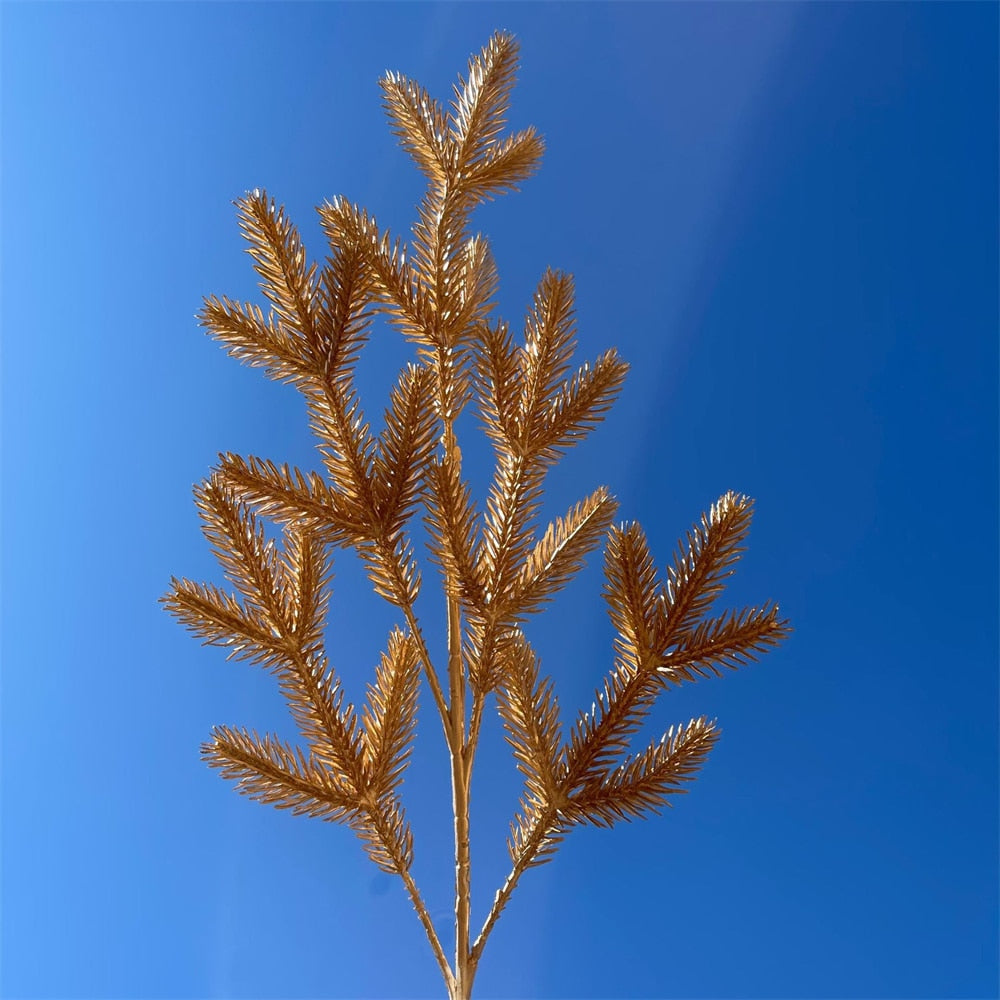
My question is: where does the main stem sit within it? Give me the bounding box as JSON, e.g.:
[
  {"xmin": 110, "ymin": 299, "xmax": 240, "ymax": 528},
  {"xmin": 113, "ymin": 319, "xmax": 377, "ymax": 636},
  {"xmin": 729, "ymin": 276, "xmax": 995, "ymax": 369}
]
[{"xmin": 445, "ymin": 414, "xmax": 475, "ymax": 1000}]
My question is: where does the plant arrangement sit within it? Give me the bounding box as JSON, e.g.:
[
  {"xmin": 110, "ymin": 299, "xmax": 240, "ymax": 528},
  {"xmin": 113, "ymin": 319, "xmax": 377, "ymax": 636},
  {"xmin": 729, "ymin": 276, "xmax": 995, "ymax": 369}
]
[{"xmin": 163, "ymin": 30, "xmax": 789, "ymax": 999}]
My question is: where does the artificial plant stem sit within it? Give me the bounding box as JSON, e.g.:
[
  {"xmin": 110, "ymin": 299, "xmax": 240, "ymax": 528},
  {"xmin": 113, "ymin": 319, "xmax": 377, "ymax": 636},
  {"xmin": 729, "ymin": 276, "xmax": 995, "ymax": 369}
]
[
  {"xmin": 464, "ymin": 692, "xmax": 485, "ymax": 786},
  {"xmin": 470, "ymin": 813, "xmax": 554, "ymax": 967},
  {"xmin": 396, "ymin": 591, "xmax": 453, "ymax": 745},
  {"xmin": 445, "ymin": 414, "xmax": 474, "ymax": 998},
  {"xmin": 399, "ymin": 861, "xmax": 455, "ymax": 992},
  {"xmin": 450, "ymin": 745, "xmax": 473, "ymax": 999}
]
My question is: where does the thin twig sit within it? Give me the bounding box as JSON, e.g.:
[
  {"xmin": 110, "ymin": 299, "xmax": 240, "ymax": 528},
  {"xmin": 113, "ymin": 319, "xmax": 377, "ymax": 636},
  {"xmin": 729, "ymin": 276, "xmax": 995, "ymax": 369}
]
[
  {"xmin": 470, "ymin": 810, "xmax": 555, "ymax": 966},
  {"xmin": 399, "ymin": 858, "xmax": 455, "ymax": 991}
]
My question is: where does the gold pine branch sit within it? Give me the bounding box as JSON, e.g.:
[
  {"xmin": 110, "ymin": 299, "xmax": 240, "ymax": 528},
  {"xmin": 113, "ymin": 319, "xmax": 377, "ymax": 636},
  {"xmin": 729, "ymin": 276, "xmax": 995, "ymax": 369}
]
[{"xmin": 163, "ymin": 30, "xmax": 790, "ymax": 1000}]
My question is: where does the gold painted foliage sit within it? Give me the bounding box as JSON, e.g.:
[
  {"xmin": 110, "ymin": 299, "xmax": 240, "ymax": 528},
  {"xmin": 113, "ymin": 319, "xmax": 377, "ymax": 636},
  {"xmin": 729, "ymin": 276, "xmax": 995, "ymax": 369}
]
[{"xmin": 163, "ymin": 30, "xmax": 789, "ymax": 1000}]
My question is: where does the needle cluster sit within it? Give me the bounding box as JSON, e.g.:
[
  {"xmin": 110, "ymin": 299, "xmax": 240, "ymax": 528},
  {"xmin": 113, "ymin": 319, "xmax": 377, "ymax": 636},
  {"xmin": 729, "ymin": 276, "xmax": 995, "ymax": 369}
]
[{"xmin": 163, "ymin": 31, "xmax": 789, "ymax": 1000}]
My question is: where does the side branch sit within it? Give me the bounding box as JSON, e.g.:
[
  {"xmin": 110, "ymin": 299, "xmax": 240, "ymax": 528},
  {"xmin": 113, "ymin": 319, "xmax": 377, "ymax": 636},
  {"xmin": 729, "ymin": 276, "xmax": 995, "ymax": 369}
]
[
  {"xmin": 375, "ymin": 812, "xmax": 454, "ymax": 990},
  {"xmin": 381, "ymin": 539, "xmax": 454, "ymax": 745},
  {"xmin": 470, "ymin": 809, "xmax": 557, "ymax": 966}
]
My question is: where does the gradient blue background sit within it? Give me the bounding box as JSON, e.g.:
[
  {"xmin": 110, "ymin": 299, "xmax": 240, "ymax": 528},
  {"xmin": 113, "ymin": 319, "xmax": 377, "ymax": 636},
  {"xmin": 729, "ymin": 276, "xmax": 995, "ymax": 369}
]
[{"xmin": 3, "ymin": 3, "xmax": 997, "ymax": 998}]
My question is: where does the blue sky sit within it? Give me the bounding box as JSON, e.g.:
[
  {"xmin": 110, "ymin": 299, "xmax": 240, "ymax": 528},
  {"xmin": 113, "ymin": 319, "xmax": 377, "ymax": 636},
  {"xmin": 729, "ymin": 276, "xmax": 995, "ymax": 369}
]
[{"xmin": 2, "ymin": 3, "xmax": 997, "ymax": 999}]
